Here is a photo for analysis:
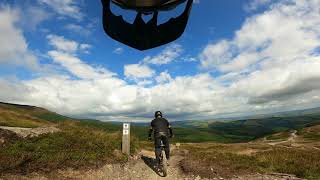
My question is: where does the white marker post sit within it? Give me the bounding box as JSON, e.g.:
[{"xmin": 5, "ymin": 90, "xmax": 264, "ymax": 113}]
[{"xmin": 122, "ymin": 123, "xmax": 130, "ymax": 155}]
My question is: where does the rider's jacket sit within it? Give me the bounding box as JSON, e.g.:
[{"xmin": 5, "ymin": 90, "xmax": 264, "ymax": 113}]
[{"xmin": 151, "ymin": 117, "xmax": 170, "ymax": 137}]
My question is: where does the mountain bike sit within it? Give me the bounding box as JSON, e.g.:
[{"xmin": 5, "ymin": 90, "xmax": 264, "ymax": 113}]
[{"xmin": 158, "ymin": 140, "xmax": 168, "ymax": 177}]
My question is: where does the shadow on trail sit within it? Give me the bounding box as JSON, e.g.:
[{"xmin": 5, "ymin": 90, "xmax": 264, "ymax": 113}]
[{"xmin": 141, "ymin": 155, "xmax": 166, "ymax": 177}]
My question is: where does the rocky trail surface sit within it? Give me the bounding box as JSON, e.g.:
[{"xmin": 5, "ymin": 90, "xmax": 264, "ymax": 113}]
[{"xmin": 0, "ymin": 126, "xmax": 60, "ymax": 138}]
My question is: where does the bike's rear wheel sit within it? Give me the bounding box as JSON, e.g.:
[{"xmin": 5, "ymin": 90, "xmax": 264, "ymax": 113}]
[{"xmin": 161, "ymin": 150, "xmax": 168, "ymax": 177}]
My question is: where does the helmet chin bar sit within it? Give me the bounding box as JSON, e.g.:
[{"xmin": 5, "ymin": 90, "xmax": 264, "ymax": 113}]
[
  {"xmin": 111, "ymin": 0, "xmax": 187, "ymax": 13},
  {"xmin": 101, "ymin": 0, "xmax": 193, "ymax": 51}
]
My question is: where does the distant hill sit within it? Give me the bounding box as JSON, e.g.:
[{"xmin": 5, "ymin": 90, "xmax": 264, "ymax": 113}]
[
  {"xmin": 230, "ymin": 106, "xmax": 320, "ymax": 120},
  {"xmin": 1, "ymin": 101, "xmax": 320, "ymax": 143},
  {"xmin": 207, "ymin": 114, "xmax": 320, "ymax": 142}
]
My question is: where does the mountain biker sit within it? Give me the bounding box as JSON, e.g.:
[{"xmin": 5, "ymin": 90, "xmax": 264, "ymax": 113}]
[{"xmin": 148, "ymin": 111, "xmax": 174, "ymax": 166}]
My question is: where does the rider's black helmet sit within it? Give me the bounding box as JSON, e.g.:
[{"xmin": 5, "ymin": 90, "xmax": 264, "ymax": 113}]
[{"xmin": 155, "ymin": 111, "xmax": 162, "ymax": 118}]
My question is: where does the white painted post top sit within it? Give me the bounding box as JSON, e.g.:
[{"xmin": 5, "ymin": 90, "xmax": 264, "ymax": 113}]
[{"xmin": 123, "ymin": 123, "xmax": 130, "ymax": 129}]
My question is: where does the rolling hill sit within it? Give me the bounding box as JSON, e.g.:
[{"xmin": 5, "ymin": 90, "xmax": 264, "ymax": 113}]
[
  {"xmin": 0, "ymin": 102, "xmax": 69, "ymax": 128},
  {"xmin": 1, "ymin": 101, "xmax": 320, "ymax": 143},
  {"xmin": 1, "ymin": 101, "xmax": 320, "ymax": 179}
]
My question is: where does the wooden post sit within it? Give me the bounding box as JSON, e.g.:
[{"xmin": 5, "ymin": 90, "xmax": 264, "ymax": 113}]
[{"xmin": 122, "ymin": 123, "xmax": 130, "ymax": 155}]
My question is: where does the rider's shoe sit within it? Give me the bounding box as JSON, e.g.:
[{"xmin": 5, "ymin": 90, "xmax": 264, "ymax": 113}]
[{"xmin": 166, "ymin": 159, "xmax": 170, "ymax": 166}]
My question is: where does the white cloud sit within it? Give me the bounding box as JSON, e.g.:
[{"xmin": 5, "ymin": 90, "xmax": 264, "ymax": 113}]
[
  {"xmin": 193, "ymin": 0, "xmax": 200, "ymax": 4},
  {"xmin": 244, "ymin": 0, "xmax": 273, "ymax": 12},
  {"xmin": 0, "ymin": 78, "xmax": 32, "ymax": 104},
  {"xmin": 38, "ymin": 0, "xmax": 83, "ymax": 20},
  {"xmin": 143, "ymin": 44, "xmax": 183, "ymax": 65},
  {"xmin": 64, "ymin": 24, "xmax": 91, "ymax": 36},
  {"xmin": 201, "ymin": 0, "xmax": 320, "ymax": 107},
  {"xmin": 48, "ymin": 50, "xmax": 114, "ymax": 79},
  {"xmin": 46, "ymin": 34, "xmax": 113, "ymax": 80},
  {"xmin": 0, "ymin": 6, "xmax": 40, "ymax": 70},
  {"xmin": 47, "ymin": 34, "xmax": 78, "ymax": 53},
  {"xmin": 122, "ymin": 43, "xmax": 183, "ymax": 85},
  {"xmin": 124, "ymin": 64, "xmax": 155, "ymax": 80},
  {"xmin": 1, "ymin": 0, "xmax": 320, "ymax": 121},
  {"xmin": 156, "ymin": 71, "xmax": 172, "ymax": 84},
  {"xmin": 200, "ymin": 40, "xmax": 231, "ymax": 69},
  {"xmin": 47, "ymin": 34, "xmax": 91, "ymax": 54},
  {"xmin": 201, "ymin": 0, "xmax": 320, "ymax": 73},
  {"xmin": 113, "ymin": 47, "xmax": 124, "ymax": 55},
  {"xmin": 79, "ymin": 44, "xmax": 92, "ymax": 54},
  {"xmin": 19, "ymin": 5, "xmax": 51, "ymax": 31}
]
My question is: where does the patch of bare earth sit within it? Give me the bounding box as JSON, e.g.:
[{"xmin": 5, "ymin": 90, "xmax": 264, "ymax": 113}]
[
  {"xmin": 0, "ymin": 129, "xmax": 22, "ymax": 145},
  {"xmin": 0, "ymin": 126, "xmax": 60, "ymax": 138}
]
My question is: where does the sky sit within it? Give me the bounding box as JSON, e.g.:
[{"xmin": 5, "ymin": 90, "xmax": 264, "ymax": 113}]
[{"xmin": 0, "ymin": 0, "xmax": 320, "ymax": 122}]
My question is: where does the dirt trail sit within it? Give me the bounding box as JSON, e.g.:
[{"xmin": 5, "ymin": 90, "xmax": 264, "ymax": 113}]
[
  {"xmin": 2, "ymin": 149, "xmax": 301, "ymax": 180},
  {"xmin": 56, "ymin": 150, "xmax": 193, "ymax": 180},
  {"xmin": 267, "ymin": 130, "xmax": 297, "ymax": 146}
]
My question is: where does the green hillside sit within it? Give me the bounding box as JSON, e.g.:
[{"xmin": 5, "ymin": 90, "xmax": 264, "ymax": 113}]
[
  {"xmin": 2, "ymin": 101, "xmax": 320, "ymax": 144},
  {"xmin": 208, "ymin": 115, "xmax": 320, "ymax": 142},
  {"xmin": 0, "ymin": 102, "xmax": 136, "ymax": 175},
  {"xmin": 0, "ymin": 102, "xmax": 69, "ymax": 128}
]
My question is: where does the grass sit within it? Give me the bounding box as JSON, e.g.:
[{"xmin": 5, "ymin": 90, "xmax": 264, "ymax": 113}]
[
  {"xmin": 266, "ymin": 130, "xmax": 292, "ymax": 140},
  {"xmin": 0, "ymin": 121, "xmax": 138, "ymax": 175},
  {"xmin": 180, "ymin": 144, "xmax": 320, "ymax": 179},
  {"xmin": 180, "ymin": 145, "xmax": 260, "ymax": 178},
  {"xmin": 298, "ymin": 125, "xmax": 320, "ymax": 141},
  {"xmin": 0, "ymin": 111, "xmax": 51, "ymax": 128},
  {"xmin": 0, "ymin": 102, "xmax": 61, "ymax": 128},
  {"xmin": 34, "ymin": 113, "xmax": 68, "ymax": 122},
  {"xmin": 256, "ymin": 148, "xmax": 320, "ymax": 179}
]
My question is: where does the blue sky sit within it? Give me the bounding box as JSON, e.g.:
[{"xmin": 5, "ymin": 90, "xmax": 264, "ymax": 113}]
[{"xmin": 1, "ymin": 0, "xmax": 320, "ymax": 121}]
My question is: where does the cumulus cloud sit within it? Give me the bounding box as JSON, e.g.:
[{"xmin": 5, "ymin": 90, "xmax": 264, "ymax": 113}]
[
  {"xmin": 1, "ymin": 0, "xmax": 320, "ymax": 121},
  {"xmin": 156, "ymin": 71, "xmax": 173, "ymax": 84},
  {"xmin": 200, "ymin": 0, "xmax": 320, "ymax": 106},
  {"xmin": 0, "ymin": 78, "xmax": 32, "ymax": 104},
  {"xmin": 113, "ymin": 47, "xmax": 124, "ymax": 55},
  {"xmin": 47, "ymin": 34, "xmax": 79, "ymax": 53},
  {"xmin": 0, "ymin": 6, "xmax": 40, "ymax": 70},
  {"xmin": 79, "ymin": 44, "xmax": 92, "ymax": 54},
  {"xmin": 64, "ymin": 24, "xmax": 91, "ymax": 36},
  {"xmin": 143, "ymin": 44, "xmax": 183, "ymax": 65},
  {"xmin": 47, "ymin": 34, "xmax": 91, "ymax": 54},
  {"xmin": 123, "ymin": 43, "xmax": 183, "ymax": 86},
  {"xmin": 45, "ymin": 34, "xmax": 114, "ymax": 79},
  {"xmin": 38, "ymin": 0, "xmax": 83, "ymax": 20},
  {"xmin": 19, "ymin": 5, "xmax": 51, "ymax": 31},
  {"xmin": 244, "ymin": 0, "xmax": 273, "ymax": 12},
  {"xmin": 200, "ymin": 0, "xmax": 320, "ymax": 72},
  {"xmin": 124, "ymin": 64, "xmax": 155, "ymax": 81},
  {"xmin": 48, "ymin": 50, "xmax": 114, "ymax": 79}
]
